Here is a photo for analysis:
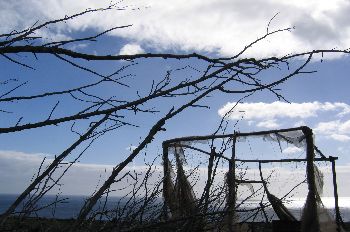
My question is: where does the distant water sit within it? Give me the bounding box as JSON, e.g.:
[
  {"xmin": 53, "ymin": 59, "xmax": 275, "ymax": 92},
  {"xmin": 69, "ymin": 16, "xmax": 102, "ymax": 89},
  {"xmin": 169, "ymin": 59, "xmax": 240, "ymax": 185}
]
[
  {"xmin": 0, "ymin": 194, "xmax": 128, "ymax": 219},
  {"xmin": 1, "ymin": 194, "xmax": 349, "ymax": 222}
]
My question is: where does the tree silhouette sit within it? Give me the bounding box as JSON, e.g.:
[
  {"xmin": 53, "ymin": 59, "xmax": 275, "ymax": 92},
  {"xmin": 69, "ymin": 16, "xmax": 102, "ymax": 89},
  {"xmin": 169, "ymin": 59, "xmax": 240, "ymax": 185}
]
[{"xmin": 0, "ymin": 5, "xmax": 349, "ymax": 231}]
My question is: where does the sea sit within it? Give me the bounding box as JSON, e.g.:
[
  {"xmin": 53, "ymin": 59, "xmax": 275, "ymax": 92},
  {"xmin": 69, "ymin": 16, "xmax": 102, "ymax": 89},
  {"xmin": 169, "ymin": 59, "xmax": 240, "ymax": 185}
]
[{"xmin": 1, "ymin": 194, "xmax": 349, "ymax": 222}]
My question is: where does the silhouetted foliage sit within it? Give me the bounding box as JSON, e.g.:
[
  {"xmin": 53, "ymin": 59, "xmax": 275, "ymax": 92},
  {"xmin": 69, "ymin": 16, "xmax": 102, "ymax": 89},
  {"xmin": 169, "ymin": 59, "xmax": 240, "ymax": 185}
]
[{"xmin": 0, "ymin": 5, "xmax": 349, "ymax": 231}]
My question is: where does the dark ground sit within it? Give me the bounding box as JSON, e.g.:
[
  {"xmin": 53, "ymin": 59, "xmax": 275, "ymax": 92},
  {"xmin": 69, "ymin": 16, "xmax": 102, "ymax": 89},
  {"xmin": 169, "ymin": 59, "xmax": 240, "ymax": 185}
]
[{"xmin": 1, "ymin": 216, "xmax": 350, "ymax": 232}]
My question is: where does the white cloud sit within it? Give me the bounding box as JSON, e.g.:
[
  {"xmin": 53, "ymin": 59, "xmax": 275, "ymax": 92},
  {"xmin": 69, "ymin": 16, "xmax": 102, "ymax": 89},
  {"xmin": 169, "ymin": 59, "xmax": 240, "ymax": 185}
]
[
  {"xmin": 119, "ymin": 43, "xmax": 145, "ymax": 55},
  {"xmin": 218, "ymin": 101, "xmax": 350, "ymax": 120},
  {"xmin": 282, "ymin": 146, "xmax": 303, "ymax": 154},
  {"xmin": 330, "ymin": 134, "xmax": 350, "ymax": 141},
  {"xmin": 314, "ymin": 120, "xmax": 340, "ymax": 134},
  {"xmin": 218, "ymin": 102, "xmax": 350, "ymax": 142},
  {"xmin": 314, "ymin": 119, "xmax": 350, "ymax": 141},
  {"xmin": 1, "ymin": 0, "xmax": 350, "ymax": 58},
  {"xmin": 256, "ymin": 119, "xmax": 280, "ymax": 129}
]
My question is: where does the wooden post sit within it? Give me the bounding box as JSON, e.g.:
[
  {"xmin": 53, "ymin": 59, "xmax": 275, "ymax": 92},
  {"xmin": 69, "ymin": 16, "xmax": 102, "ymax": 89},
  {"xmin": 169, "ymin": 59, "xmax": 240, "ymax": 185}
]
[
  {"xmin": 330, "ymin": 156, "xmax": 341, "ymax": 232},
  {"xmin": 227, "ymin": 134, "xmax": 237, "ymax": 232},
  {"xmin": 301, "ymin": 126, "xmax": 319, "ymax": 232},
  {"xmin": 162, "ymin": 143, "xmax": 170, "ymax": 221}
]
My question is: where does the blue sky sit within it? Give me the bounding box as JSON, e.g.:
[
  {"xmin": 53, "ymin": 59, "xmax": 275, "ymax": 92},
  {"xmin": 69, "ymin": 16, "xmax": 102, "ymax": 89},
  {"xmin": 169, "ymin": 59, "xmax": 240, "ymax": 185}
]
[{"xmin": 1, "ymin": 0, "xmax": 350, "ymax": 198}]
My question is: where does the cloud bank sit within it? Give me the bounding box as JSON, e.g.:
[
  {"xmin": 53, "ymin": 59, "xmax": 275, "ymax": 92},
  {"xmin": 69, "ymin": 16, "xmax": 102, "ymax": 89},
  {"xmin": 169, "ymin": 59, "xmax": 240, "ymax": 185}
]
[
  {"xmin": 218, "ymin": 101, "xmax": 350, "ymax": 121},
  {"xmin": 0, "ymin": 150, "xmax": 162, "ymax": 196},
  {"xmin": 218, "ymin": 101, "xmax": 350, "ymax": 142},
  {"xmin": 1, "ymin": 150, "xmax": 349, "ymax": 198},
  {"xmin": 1, "ymin": 0, "xmax": 350, "ymax": 57}
]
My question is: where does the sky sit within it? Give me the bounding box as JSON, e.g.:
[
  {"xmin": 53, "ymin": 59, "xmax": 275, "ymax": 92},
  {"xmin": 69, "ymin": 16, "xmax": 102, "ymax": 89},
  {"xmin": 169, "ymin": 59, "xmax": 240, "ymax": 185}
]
[{"xmin": 1, "ymin": 0, "xmax": 350, "ymax": 200}]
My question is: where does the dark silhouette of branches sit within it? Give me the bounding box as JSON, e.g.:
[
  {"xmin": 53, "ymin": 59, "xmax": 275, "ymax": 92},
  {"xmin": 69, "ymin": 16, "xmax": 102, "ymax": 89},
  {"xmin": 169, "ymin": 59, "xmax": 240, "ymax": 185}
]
[{"xmin": 0, "ymin": 5, "xmax": 348, "ymax": 231}]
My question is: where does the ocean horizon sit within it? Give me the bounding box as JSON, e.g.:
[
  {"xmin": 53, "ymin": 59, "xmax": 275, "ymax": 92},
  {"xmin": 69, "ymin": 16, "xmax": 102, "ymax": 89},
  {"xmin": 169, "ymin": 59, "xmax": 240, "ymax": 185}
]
[{"xmin": 1, "ymin": 194, "xmax": 349, "ymax": 222}]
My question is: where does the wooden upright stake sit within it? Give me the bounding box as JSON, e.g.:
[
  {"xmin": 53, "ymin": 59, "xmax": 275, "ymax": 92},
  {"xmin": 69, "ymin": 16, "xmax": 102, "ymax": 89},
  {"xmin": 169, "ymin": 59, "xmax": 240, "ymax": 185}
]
[
  {"xmin": 227, "ymin": 134, "xmax": 237, "ymax": 232},
  {"xmin": 330, "ymin": 156, "xmax": 342, "ymax": 232},
  {"xmin": 301, "ymin": 126, "xmax": 319, "ymax": 232}
]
